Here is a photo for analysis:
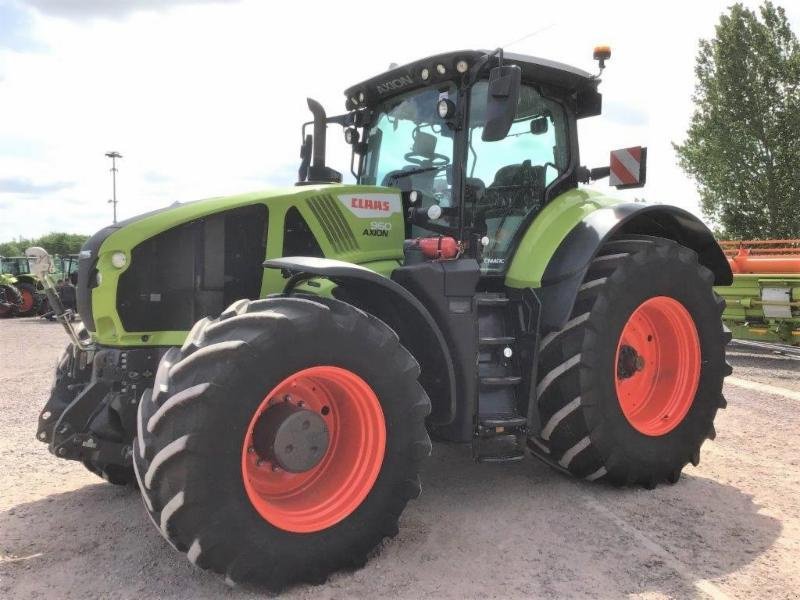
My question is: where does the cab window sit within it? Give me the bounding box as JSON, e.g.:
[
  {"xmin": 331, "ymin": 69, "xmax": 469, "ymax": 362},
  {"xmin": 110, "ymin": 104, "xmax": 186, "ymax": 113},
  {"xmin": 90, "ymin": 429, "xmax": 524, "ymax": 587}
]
[{"xmin": 467, "ymin": 81, "xmax": 569, "ymax": 273}]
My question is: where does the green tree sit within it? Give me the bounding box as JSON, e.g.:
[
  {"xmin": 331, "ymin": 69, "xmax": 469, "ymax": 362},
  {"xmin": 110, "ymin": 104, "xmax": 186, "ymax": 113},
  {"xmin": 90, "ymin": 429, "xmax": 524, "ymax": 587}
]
[
  {"xmin": 0, "ymin": 233, "xmax": 88, "ymax": 257},
  {"xmin": 674, "ymin": 1, "xmax": 800, "ymax": 239}
]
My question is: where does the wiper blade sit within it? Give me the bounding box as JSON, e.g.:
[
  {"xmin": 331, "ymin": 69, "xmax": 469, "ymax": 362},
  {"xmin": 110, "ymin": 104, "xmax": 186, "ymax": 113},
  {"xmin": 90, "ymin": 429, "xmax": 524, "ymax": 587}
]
[{"xmin": 388, "ymin": 165, "xmax": 447, "ymax": 181}]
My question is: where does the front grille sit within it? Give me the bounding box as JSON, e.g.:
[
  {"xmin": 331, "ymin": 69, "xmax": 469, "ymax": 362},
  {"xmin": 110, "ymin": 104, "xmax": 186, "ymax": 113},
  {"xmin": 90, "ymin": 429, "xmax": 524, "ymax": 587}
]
[{"xmin": 306, "ymin": 194, "xmax": 359, "ymax": 253}]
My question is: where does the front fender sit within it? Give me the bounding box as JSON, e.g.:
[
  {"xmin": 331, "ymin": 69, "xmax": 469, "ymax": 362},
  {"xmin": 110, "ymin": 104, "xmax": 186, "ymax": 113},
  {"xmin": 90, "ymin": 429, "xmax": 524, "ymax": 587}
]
[
  {"xmin": 264, "ymin": 256, "xmax": 457, "ymax": 426},
  {"xmin": 507, "ymin": 189, "xmax": 731, "ymax": 333}
]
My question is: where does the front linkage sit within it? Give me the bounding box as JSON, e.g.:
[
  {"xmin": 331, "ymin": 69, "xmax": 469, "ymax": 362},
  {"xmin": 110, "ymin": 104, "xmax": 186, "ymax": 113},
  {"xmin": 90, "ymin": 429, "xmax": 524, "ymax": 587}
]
[{"xmin": 29, "ymin": 247, "xmax": 161, "ymax": 483}]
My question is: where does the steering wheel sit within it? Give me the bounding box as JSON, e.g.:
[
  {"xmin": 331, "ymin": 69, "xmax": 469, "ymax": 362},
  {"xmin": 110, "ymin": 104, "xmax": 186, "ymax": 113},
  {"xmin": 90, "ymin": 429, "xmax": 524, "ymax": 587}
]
[{"xmin": 403, "ymin": 151, "xmax": 450, "ymax": 167}]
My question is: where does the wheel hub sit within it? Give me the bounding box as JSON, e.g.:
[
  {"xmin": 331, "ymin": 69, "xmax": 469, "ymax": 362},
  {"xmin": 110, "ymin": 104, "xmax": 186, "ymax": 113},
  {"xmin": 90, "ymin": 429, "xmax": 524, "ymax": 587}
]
[
  {"xmin": 253, "ymin": 401, "xmax": 329, "ymax": 473},
  {"xmin": 617, "ymin": 344, "xmax": 645, "ymax": 379}
]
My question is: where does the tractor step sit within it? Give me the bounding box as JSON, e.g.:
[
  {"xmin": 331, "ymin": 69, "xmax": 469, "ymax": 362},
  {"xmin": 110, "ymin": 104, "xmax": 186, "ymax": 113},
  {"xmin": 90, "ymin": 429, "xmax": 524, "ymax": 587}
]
[
  {"xmin": 479, "ymin": 336, "xmax": 515, "ymax": 346},
  {"xmin": 477, "ymin": 452, "xmax": 525, "ymax": 464},
  {"xmin": 473, "ymin": 291, "xmax": 528, "ymax": 464},
  {"xmin": 474, "ymin": 433, "xmax": 526, "ymax": 463},
  {"xmin": 479, "ymin": 415, "xmax": 527, "ymax": 430},
  {"xmin": 479, "ymin": 375, "xmax": 522, "ymax": 387},
  {"xmin": 475, "ymin": 293, "xmax": 509, "ymax": 307}
]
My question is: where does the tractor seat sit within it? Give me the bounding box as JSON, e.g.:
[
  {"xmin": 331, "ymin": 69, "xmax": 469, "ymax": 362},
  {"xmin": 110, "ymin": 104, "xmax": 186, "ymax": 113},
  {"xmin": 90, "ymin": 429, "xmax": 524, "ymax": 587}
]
[
  {"xmin": 464, "ymin": 177, "xmax": 486, "ymax": 204},
  {"xmin": 489, "ymin": 159, "xmax": 545, "ymax": 190}
]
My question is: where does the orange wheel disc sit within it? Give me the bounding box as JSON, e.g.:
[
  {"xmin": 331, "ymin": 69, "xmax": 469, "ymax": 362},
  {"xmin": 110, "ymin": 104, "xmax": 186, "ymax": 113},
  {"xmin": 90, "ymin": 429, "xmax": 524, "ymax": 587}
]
[
  {"xmin": 19, "ymin": 289, "xmax": 34, "ymax": 313},
  {"xmin": 241, "ymin": 366, "xmax": 386, "ymax": 533},
  {"xmin": 614, "ymin": 296, "xmax": 701, "ymax": 436}
]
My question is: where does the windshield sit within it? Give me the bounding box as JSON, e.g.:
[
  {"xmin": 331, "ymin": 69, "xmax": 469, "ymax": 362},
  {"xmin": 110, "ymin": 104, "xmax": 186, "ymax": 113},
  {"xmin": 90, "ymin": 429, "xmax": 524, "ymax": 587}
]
[{"xmin": 361, "ymin": 83, "xmax": 458, "ymax": 229}]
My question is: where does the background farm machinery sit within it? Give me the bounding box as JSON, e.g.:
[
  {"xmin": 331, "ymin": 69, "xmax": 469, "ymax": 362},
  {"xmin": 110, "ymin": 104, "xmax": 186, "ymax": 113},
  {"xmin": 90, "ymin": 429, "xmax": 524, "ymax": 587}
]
[{"xmin": 716, "ymin": 240, "xmax": 800, "ymax": 346}]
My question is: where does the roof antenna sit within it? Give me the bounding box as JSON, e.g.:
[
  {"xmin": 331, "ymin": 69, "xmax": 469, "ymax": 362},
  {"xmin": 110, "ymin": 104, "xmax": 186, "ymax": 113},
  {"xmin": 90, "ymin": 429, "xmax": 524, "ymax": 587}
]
[{"xmin": 500, "ymin": 23, "xmax": 557, "ymax": 52}]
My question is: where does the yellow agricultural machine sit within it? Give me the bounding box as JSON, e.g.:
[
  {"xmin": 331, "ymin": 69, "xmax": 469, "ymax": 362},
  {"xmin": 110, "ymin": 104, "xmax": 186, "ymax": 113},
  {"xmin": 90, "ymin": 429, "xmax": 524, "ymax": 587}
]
[{"xmin": 716, "ymin": 240, "xmax": 800, "ymax": 345}]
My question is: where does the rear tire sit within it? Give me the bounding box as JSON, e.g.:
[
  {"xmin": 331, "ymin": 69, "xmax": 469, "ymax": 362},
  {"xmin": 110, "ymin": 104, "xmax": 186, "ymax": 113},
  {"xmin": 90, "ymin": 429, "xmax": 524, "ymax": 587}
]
[
  {"xmin": 133, "ymin": 295, "xmax": 431, "ymax": 589},
  {"xmin": 533, "ymin": 236, "xmax": 730, "ymax": 487}
]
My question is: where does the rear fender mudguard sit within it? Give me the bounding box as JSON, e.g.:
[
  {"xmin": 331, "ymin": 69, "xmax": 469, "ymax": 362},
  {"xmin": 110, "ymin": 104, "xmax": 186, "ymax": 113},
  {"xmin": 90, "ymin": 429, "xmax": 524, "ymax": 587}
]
[
  {"xmin": 264, "ymin": 257, "xmax": 456, "ymax": 426},
  {"xmin": 511, "ymin": 201, "xmax": 732, "ymax": 334}
]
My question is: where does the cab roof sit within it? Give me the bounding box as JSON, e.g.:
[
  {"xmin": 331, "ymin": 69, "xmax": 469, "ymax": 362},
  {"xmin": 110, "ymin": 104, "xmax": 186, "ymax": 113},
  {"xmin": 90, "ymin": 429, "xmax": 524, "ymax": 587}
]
[{"xmin": 344, "ymin": 49, "xmax": 599, "ymax": 110}]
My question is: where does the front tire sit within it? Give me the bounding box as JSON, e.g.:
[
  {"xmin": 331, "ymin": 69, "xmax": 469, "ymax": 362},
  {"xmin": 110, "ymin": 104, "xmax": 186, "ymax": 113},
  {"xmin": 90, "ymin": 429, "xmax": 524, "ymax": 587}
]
[
  {"xmin": 0, "ymin": 284, "xmax": 22, "ymax": 318},
  {"xmin": 533, "ymin": 236, "xmax": 731, "ymax": 487},
  {"xmin": 15, "ymin": 282, "xmax": 41, "ymax": 317},
  {"xmin": 133, "ymin": 295, "xmax": 431, "ymax": 588}
]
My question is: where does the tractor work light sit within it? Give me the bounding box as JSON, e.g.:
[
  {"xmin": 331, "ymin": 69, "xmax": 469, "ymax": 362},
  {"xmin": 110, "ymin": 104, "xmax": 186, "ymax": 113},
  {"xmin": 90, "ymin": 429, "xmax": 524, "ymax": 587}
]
[
  {"xmin": 437, "ymin": 99, "xmax": 455, "ymax": 120},
  {"xmin": 421, "ymin": 68, "xmax": 430, "ymax": 81},
  {"xmin": 436, "ymin": 63, "xmax": 446, "ymax": 75},
  {"xmin": 427, "ymin": 204, "xmax": 442, "ymax": 220},
  {"xmin": 456, "ymin": 60, "xmax": 469, "ymax": 73},
  {"xmin": 111, "ymin": 251, "xmax": 127, "ymax": 268}
]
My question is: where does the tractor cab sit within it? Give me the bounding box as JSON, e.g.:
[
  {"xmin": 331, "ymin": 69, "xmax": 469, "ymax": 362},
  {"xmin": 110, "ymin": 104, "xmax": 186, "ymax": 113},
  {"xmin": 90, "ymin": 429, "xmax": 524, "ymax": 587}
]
[
  {"xmin": 298, "ymin": 49, "xmax": 631, "ymax": 274},
  {"xmin": 0, "ymin": 256, "xmax": 32, "ymax": 277}
]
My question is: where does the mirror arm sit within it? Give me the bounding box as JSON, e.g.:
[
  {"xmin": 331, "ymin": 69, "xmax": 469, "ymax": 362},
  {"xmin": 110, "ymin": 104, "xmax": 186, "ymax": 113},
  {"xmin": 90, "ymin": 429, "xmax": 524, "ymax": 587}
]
[{"xmin": 575, "ymin": 165, "xmax": 611, "ymax": 184}]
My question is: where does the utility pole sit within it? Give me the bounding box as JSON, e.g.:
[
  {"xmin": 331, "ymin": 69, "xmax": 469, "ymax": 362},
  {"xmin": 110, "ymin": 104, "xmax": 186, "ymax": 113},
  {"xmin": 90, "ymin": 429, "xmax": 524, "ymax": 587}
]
[{"xmin": 105, "ymin": 151, "xmax": 122, "ymax": 224}]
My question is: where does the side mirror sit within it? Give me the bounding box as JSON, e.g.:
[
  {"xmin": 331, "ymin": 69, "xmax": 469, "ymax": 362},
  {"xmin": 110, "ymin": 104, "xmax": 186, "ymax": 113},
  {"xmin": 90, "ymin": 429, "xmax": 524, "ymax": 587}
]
[{"xmin": 481, "ymin": 64, "xmax": 521, "ymax": 142}]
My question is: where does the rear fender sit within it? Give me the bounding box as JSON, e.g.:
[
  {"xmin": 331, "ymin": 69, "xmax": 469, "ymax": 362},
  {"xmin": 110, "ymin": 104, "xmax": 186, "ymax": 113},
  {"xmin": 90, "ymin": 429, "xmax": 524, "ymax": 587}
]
[
  {"xmin": 507, "ymin": 194, "xmax": 731, "ymax": 333},
  {"xmin": 264, "ymin": 257, "xmax": 456, "ymax": 426}
]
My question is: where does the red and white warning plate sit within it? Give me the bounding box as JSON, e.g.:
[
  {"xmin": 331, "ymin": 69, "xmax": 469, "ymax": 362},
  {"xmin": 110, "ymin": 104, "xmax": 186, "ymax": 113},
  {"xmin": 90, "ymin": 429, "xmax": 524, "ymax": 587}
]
[{"xmin": 609, "ymin": 146, "xmax": 646, "ymax": 188}]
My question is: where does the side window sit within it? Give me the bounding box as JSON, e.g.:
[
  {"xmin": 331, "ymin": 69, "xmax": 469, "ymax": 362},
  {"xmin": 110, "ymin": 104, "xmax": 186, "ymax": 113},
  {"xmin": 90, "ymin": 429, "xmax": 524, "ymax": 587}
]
[
  {"xmin": 467, "ymin": 81, "xmax": 569, "ymax": 273},
  {"xmin": 283, "ymin": 207, "xmax": 324, "ymax": 258}
]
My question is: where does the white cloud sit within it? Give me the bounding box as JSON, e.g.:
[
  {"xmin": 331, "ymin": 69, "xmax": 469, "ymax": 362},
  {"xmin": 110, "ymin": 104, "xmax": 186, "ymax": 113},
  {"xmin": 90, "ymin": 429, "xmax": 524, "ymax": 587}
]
[
  {"xmin": 21, "ymin": 0, "xmax": 243, "ymax": 20},
  {"xmin": 0, "ymin": 0, "xmax": 797, "ymax": 241}
]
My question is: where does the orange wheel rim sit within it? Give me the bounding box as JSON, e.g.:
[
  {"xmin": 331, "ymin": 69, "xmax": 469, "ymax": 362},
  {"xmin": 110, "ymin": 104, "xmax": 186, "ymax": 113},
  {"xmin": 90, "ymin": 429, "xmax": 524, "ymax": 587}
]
[
  {"xmin": 614, "ymin": 296, "xmax": 701, "ymax": 436},
  {"xmin": 241, "ymin": 366, "xmax": 386, "ymax": 533},
  {"xmin": 19, "ymin": 289, "xmax": 33, "ymax": 313}
]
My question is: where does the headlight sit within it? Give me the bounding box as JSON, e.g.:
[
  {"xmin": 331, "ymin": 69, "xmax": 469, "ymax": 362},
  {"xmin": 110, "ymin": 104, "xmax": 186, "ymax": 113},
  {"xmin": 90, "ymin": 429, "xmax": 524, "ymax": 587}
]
[
  {"xmin": 95, "ymin": 271, "xmax": 103, "ymax": 286},
  {"xmin": 111, "ymin": 251, "xmax": 127, "ymax": 268}
]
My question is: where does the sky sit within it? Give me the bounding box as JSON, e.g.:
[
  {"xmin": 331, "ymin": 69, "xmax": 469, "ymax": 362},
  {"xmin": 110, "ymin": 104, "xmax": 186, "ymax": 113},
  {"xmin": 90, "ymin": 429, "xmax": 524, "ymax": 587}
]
[{"xmin": 0, "ymin": 0, "xmax": 797, "ymax": 241}]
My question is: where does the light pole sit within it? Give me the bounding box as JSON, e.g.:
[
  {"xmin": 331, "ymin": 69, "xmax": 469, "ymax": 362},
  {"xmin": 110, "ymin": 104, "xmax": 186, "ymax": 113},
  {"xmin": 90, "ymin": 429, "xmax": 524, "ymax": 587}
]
[{"xmin": 105, "ymin": 151, "xmax": 122, "ymax": 224}]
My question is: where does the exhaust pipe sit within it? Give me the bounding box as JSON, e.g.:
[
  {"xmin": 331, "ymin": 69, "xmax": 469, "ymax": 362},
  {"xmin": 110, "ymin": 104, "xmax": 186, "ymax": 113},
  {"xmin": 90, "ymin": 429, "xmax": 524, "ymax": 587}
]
[
  {"xmin": 301, "ymin": 98, "xmax": 342, "ymax": 184},
  {"xmin": 307, "ymin": 98, "xmax": 327, "ymax": 173}
]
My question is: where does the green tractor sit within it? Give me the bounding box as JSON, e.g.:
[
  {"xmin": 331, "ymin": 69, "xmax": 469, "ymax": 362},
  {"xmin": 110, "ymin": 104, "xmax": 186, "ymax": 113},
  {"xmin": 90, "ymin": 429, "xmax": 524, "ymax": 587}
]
[
  {"xmin": 0, "ymin": 255, "xmax": 43, "ymax": 316},
  {"xmin": 0, "ymin": 272, "xmax": 23, "ymax": 317},
  {"xmin": 37, "ymin": 48, "xmax": 732, "ymax": 588}
]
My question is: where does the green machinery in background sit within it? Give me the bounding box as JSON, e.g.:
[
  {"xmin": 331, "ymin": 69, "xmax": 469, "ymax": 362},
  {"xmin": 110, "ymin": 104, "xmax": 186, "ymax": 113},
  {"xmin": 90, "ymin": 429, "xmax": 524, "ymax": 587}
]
[
  {"xmin": 0, "ymin": 254, "xmax": 79, "ymax": 317},
  {"xmin": 715, "ymin": 240, "xmax": 800, "ymax": 345}
]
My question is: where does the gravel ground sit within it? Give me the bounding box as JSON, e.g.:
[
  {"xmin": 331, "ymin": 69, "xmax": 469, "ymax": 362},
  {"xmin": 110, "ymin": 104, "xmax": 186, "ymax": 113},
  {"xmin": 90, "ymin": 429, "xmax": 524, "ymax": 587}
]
[{"xmin": 1, "ymin": 318, "xmax": 799, "ymax": 599}]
